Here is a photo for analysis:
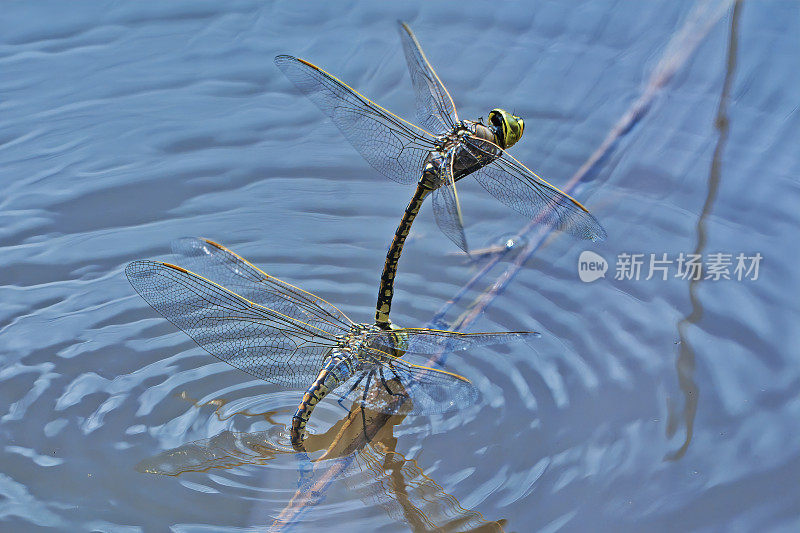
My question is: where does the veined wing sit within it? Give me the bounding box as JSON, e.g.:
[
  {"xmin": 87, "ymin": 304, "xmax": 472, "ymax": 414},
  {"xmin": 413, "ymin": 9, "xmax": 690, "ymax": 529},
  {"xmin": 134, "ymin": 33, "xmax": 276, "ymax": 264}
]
[
  {"xmin": 464, "ymin": 137, "xmax": 607, "ymax": 241},
  {"xmin": 335, "ymin": 347, "xmax": 477, "ymax": 415},
  {"xmin": 171, "ymin": 237, "xmax": 353, "ymax": 336},
  {"xmin": 366, "ymin": 328, "xmax": 539, "ymax": 356},
  {"xmin": 275, "ymin": 55, "xmax": 437, "ymax": 185},
  {"xmin": 126, "ymin": 260, "xmax": 339, "ymax": 388},
  {"xmin": 397, "ymin": 21, "xmax": 459, "ymax": 135},
  {"xmin": 432, "ymin": 147, "xmax": 469, "ymax": 252}
]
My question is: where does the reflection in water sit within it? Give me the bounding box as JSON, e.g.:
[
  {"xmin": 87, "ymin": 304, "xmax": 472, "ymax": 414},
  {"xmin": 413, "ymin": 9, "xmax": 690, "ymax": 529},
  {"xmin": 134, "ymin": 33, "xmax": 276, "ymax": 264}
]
[
  {"xmin": 273, "ymin": 379, "xmax": 506, "ymax": 531},
  {"xmin": 136, "ymin": 429, "xmax": 287, "ymax": 476},
  {"xmin": 667, "ymin": 0, "xmax": 742, "ymax": 461},
  {"xmin": 178, "ymin": 390, "xmax": 284, "ymax": 425},
  {"xmin": 136, "ymin": 393, "xmax": 287, "ymax": 475},
  {"xmin": 351, "ymin": 444, "xmax": 506, "ymax": 532},
  {"xmin": 137, "ymin": 382, "xmax": 504, "ymax": 531}
]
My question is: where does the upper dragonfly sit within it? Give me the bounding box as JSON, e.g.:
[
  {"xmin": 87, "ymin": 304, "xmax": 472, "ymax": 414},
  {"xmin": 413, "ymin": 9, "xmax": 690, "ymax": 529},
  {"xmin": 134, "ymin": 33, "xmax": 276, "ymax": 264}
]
[
  {"xmin": 275, "ymin": 22, "xmax": 606, "ymax": 328},
  {"xmin": 126, "ymin": 238, "xmax": 537, "ymax": 451}
]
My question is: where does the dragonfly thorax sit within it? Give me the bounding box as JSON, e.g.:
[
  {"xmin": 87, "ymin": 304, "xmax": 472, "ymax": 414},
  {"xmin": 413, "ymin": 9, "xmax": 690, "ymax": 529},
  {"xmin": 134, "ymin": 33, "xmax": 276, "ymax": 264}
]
[
  {"xmin": 420, "ymin": 120, "xmax": 502, "ymax": 191},
  {"xmin": 437, "ymin": 120, "xmax": 487, "ymax": 147},
  {"xmin": 340, "ymin": 323, "xmax": 381, "ymax": 354}
]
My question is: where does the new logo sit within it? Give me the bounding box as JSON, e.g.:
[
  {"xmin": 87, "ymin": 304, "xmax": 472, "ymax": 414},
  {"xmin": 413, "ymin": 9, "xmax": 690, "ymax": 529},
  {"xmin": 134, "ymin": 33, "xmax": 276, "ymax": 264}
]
[{"xmin": 578, "ymin": 251, "xmax": 607, "ymax": 283}]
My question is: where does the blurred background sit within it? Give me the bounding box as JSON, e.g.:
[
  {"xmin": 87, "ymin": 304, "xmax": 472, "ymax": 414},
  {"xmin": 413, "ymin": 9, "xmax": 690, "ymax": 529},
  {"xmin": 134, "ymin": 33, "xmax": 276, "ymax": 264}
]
[{"xmin": 0, "ymin": 0, "xmax": 798, "ymax": 531}]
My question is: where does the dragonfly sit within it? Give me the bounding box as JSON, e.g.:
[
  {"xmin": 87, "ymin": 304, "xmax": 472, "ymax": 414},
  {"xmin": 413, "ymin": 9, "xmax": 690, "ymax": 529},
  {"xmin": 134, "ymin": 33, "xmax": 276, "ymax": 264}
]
[
  {"xmin": 275, "ymin": 21, "xmax": 607, "ymax": 329},
  {"xmin": 126, "ymin": 238, "xmax": 537, "ymax": 451}
]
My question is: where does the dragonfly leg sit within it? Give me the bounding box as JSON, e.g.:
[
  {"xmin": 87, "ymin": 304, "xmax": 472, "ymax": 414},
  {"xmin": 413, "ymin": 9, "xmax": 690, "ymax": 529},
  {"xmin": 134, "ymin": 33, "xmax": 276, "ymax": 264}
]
[
  {"xmin": 359, "ymin": 370, "xmax": 376, "ymax": 434},
  {"xmin": 335, "ymin": 398, "xmax": 348, "ymax": 413},
  {"xmin": 361, "ymin": 370, "xmax": 374, "ymax": 404},
  {"xmin": 379, "ymin": 366, "xmax": 400, "ymax": 396},
  {"xmin": 336, "ymin": 373, "xmax": 366, "ymax": 412}
]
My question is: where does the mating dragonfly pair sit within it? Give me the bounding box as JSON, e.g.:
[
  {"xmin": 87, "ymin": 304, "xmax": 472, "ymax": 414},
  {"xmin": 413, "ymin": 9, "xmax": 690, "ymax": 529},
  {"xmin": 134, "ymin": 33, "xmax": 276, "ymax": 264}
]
[{"xmin": 128, "ymin": 23, "xmax": 604, "ymax": 451}]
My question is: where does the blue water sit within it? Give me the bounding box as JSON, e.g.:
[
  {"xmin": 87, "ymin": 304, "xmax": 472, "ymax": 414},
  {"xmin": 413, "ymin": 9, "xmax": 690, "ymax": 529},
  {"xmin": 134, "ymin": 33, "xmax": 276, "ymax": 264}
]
[{"xmin": 1, "ymin": 1, "xmax": 798, "ymax": 531}]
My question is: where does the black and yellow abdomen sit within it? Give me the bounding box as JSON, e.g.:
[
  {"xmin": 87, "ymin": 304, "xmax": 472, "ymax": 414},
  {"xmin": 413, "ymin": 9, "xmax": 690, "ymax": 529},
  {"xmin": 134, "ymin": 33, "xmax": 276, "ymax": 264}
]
[
  {"xmin": 374, "ymin": 183, "xmax": 431, "ymax": 328},
  {"xmin": 290, "ymin": 353, "xmax": 354, "ymax": 451}
]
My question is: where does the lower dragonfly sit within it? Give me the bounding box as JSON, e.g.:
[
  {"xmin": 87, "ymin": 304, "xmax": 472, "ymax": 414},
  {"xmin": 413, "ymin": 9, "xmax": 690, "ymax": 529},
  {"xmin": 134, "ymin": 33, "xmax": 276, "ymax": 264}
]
[
  {"xmin": 126, "ymin": 238, "xmax": 537, "ymax": 451},
  {"xmin": 275, "ymin": 22, "xmax": 607, "ymax": 330}
]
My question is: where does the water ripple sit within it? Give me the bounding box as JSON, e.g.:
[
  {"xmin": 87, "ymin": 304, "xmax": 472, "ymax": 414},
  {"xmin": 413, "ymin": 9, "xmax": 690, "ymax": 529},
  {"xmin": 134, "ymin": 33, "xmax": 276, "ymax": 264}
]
[{"xmin": 1, "ymin": 0, "xmax": 798, "ymax": 531}]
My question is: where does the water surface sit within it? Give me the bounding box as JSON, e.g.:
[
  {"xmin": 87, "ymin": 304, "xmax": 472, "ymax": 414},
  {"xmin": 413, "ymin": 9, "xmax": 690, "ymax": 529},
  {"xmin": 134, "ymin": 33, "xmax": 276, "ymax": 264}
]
[{"xmin": 1, "ymin": 1, "xmax": 798, "ymax": 531}]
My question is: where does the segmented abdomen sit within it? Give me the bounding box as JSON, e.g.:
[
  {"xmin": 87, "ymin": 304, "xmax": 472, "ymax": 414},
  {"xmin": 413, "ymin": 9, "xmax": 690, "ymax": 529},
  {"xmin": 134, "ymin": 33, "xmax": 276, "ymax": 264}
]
[{"xmin": 290, "ymin": 352, "xmax": 355, "ymax": 451}]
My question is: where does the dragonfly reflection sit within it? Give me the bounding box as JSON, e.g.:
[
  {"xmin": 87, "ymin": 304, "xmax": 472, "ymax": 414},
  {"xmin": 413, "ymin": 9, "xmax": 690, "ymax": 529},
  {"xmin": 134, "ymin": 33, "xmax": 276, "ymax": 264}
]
[{"xmin": 137, "ymin": 376, "xmax": 506, "ymax": 532}]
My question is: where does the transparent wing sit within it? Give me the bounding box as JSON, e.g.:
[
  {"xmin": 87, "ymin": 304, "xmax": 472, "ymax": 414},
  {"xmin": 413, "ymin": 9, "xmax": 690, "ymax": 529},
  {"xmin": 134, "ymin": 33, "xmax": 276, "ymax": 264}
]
[
  {"xmin": 171, "ymin": 237, "xmax": 353, "ymax": 336},
  {"xmin": 335, "ymin": 348, "xmax": 478, "ymax": 415},
  {"xmin": 366, "ymin": 328, "xmax": 539, "ymax": 356},
  {"xmin": 465, "ymin": 136, "xmax": 607, "ymax": 241},
  {"xmin": 126, "ymin": 260, "xmax": 339, "ymax": 388},
  {"xmin": 397, "ymin": 21, "xmax": 459, "ymax": 135},
  {"xmin": 432, "ymin": 148, "xmax": 469, "ymax": 252},
  {"xmin": 275, "ymin": 55, "xmax": 437, "ymax": 185}
]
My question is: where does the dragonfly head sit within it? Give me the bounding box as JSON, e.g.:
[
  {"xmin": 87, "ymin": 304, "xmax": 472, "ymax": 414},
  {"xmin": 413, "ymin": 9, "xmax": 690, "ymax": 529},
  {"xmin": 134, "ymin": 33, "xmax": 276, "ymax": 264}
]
[{"xmin": 488, "ymin": 108, "xmax": 524, "ymax": 149}]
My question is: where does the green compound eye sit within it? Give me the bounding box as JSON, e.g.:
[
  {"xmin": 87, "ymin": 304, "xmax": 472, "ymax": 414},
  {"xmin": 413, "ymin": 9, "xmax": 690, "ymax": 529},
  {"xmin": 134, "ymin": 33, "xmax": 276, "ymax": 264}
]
[{"xmin": 488, "ymin": 108, "xmax": 525, "ymax": 149}]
